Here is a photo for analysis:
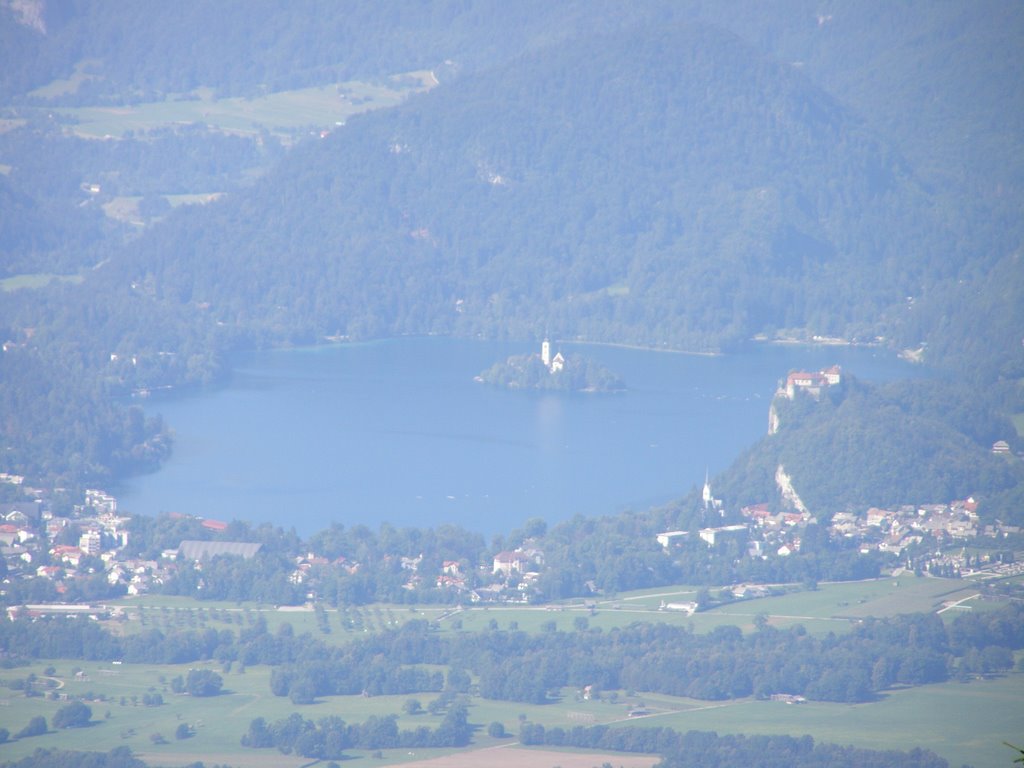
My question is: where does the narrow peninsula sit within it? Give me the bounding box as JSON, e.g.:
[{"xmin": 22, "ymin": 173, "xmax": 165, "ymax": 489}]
[{"xmin": 477, "ymin": 339, "xmax": 625, "ymax": 393}]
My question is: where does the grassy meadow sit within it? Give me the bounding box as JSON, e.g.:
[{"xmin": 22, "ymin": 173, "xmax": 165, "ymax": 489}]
[
  {"xmin": 51, "ymin": 72, "xmax": 436, "ymax": 140},
  {"xmin": 616, "ymin": 675, "xmax": 1024, "ymax": 768},
  {"xmin": 704, "ymin": 574, "xmax": 979, "ymax": 624},
  {"xmin": 104, "ymin": 572, "xmax": 990, "ymax": 648},
  {"xmin": 26, "ymin": 60, "xmax": 102, "ymax": 100},
  {"xmin": 0, "ymin": 273, "xmax": 85, "ymax": 292},
  {"xmin": 0, "ymin": 658, "xmax": 474, "ymax": 765},
  {"xmin": 2, "ymin": 656, "xmax": 1020, "ymax": 768},
  {"xmin": 2, "ymin": 574, "xmax": 1011, "ymax": 764}
]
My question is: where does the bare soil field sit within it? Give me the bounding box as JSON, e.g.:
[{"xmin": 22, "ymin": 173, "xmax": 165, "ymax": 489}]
[
  {"xmin": 138, "ymin": 745, "xmax": 659, "ymax": 768},
  {"xmin": 398, "ymin": 744, "xmax": 659, "ymax": 768}
]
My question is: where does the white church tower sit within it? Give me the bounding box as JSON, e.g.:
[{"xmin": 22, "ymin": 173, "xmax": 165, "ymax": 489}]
[
  {"xmin": 702, "ymin": 468, "xmax": 713, "ymax": 510},
  {"xmin": 541, "ymin": 338, "xmax": 551, "ymax": 368}
]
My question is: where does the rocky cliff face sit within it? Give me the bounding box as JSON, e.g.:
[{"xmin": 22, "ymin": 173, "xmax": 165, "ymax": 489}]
[{"xmin": 775, "ymin": 464, "xmax": 809, "ymax": 515}]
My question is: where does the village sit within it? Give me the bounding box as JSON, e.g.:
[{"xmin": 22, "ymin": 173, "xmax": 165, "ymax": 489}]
[
  {"xmin": 1, "ymin": 449, "xmax": 1020, "ymax": 620},
  {"xmin": 0, "ymin": 367, "xmax": 1018, "ymax": 611}
]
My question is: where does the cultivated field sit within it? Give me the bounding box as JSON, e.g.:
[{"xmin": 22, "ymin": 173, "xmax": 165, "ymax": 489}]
[{"xmin": 393, "ymin": 745, "xmax": 659, "ymax": 768}]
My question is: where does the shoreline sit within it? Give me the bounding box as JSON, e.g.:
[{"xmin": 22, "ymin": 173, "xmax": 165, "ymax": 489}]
[{"xmin": 556, "ymin": 339, "xmax": 720, "ymax": 357}]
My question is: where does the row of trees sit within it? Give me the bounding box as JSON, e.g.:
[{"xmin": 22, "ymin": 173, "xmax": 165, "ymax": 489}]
[
  {"xmin": 4, "ymin": 604, "xmax": 1022, "ymax": 707},
  {"xmin": 241, "ymin": 702, "xmax": 471, "ymax": 759},
  {"xmin": 0, "ymin": 728, "xmax": 951, "ymax": 768},
  {"xmin": 518, "ymin": 724, "xmax": 950, "ymax": 768},
  {"xmin": 0, "ymin": 746, "xmax": 146, "ymax": 768}
]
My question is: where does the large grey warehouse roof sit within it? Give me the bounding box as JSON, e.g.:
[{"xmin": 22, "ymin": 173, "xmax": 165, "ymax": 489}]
[{"xmin": 179, "ymin": 540, "xmax": 262, "ymax": 560}]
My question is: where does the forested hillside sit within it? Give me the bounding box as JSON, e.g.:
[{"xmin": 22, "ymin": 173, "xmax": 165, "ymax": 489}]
[
  {"xmin": 107, "ymin": 20, "xmax": 961, "ymax": 353},
  {"xmin": 0, "ymin": 1, "xmax": 1021, "ymax": 490},
  {"xmin": 712, "ymin": 377, "xmax": 1024, "ymax": 522}
]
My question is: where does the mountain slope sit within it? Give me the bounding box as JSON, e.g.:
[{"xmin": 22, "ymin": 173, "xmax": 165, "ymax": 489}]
[
  {"xmin": 712, "ymin": 377, "xmax": 1022, "ymax": 519},
  {"xmin": 111, "ymin": 21, "xmax": 954, "ymax": 351}
]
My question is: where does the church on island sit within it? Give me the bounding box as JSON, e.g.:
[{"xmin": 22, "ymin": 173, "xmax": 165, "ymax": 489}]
[
  {"xmin": 476, "ymin": 338, "xmax": 623, "ymax": 392},
  {"xmin": 540, "ymin": 338, "xmax": 565, "ymax": 374}
]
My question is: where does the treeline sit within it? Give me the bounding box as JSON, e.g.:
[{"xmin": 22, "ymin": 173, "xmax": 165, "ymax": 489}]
[
  {"xmin": 242, "ymin": 703, "xmax": 471, "ymax": 759},
  {"xmin": 519, "ymin": 725, "xmax": 950, "ymax": 768},
  {"xmin": 4, "ymin": 605, "xmax": 1022, "ymax": 706},
  {"xmin": 0, "ymin": 747, "xmax": 147, "ymax": 768},
  {"xmin": 0, "ymin": 729, "xmax": 949, "ymax": 768}
]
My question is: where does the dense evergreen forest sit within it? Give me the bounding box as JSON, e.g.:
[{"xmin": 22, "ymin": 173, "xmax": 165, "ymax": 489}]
[{"xmin": 706, "ymin": 376, "xmax": 1024, "ymax": 523}]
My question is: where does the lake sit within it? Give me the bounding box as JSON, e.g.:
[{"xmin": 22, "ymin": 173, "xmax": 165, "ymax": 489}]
[{"xmin": 118, "ymin": 338, "xmax": 922, "ymax": 536}]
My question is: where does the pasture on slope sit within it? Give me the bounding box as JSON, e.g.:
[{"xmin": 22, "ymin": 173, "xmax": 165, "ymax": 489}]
[{"xmin": 48, "ymin": 72, "xmax": 436, "ymax": 140}]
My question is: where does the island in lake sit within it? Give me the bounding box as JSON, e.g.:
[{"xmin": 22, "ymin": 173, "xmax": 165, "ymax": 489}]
[{"xmin": 477, "ymin": 339, "xmax": 625, "ymax": 392}]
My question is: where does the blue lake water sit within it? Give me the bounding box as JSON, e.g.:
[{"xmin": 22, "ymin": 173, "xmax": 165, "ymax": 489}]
[{"xmin": 118, "ymin": 338, "xmax": 922, "ymax": 536}]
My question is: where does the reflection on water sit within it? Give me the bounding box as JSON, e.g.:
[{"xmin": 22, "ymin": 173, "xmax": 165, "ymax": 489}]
[{"xmin": 535, "ymin": 394, "xmax": 565, "ymax": 456}]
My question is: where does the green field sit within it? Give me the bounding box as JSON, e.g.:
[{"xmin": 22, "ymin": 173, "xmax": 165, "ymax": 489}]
[
  {"xmin": 0, "ymin": 273, "xmax": 84, "ymax": 292},
  {"xmin": 51, "ymin": 72, "xmax": 436, "ymax": 140},
  {"xmin": 2, "ymin": 658, "xmax": 1019, "ymax": 768},
  {"xmin": 705, "ymin": 574, "xmax": 979, "ymax": 625},
  {"xmin": 105, "ymin": 574, "xmax": 987, "ymax": 650},
  {"xmin": 27, "ymin": 59, "xmax": 102, "ymax": 100},
  {"xmin": 0, "ymin": 659, "xmax": 479, "ymax": 765},
  {"xmin": 165, "ymin": 192, "xmax": 224, "ymax": 207},
  {"xmin": 618, "ymin": 675, "xmax": 1024, "ymax": 768},
  {"xmin": 9, "ymin": 576, "xmax": 991, "ymax": 766}
]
